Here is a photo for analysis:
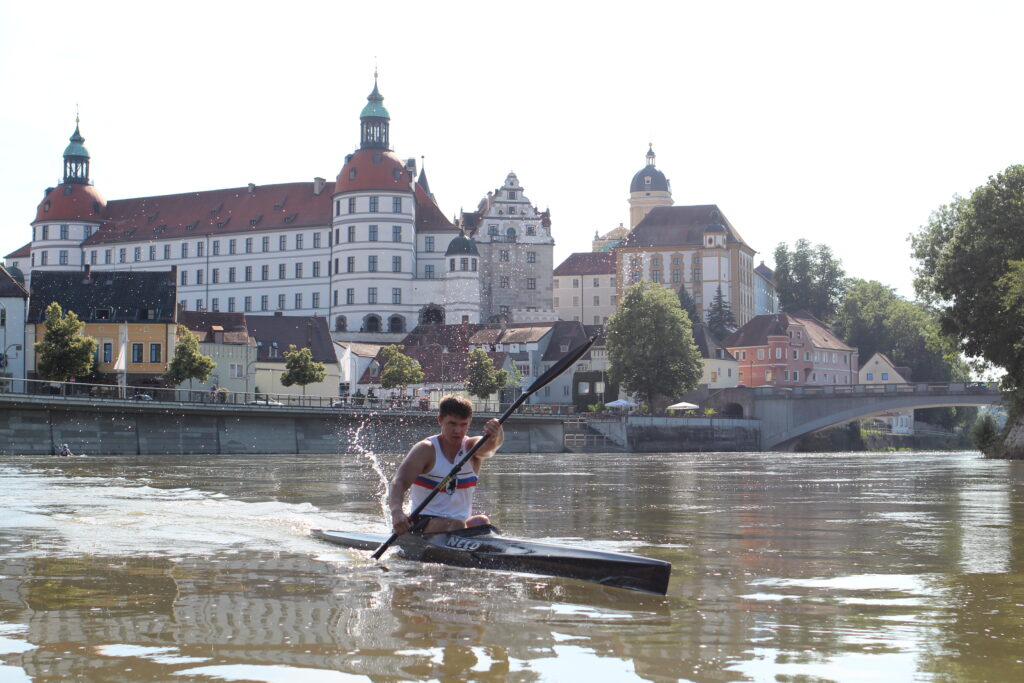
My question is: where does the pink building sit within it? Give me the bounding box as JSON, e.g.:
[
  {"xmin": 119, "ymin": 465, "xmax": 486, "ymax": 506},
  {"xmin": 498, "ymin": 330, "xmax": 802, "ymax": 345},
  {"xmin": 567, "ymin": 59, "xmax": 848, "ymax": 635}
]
[{"xmin": 722, "ymin": 311, "xmax": 858, "ymax": 387}]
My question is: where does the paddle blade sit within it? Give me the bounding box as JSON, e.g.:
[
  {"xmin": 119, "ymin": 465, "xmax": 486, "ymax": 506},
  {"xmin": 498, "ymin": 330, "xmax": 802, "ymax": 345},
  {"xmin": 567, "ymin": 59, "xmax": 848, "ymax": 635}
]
[{"xmin": 524, "ymin": 333, "xmax": 597, "ymax": 396}]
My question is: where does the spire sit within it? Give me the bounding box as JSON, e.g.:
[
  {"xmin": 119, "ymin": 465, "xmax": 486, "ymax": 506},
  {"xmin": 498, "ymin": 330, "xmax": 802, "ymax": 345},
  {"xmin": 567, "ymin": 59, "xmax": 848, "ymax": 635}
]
[
  {"xmin": 359, "ymin": 72, "xmax": 391, "ymax": 150},
  {"xmin": 646, "ymin": 143, "xmax": 656, "ymax": 167},
  {"xmin": 63, "ymin": 114, "xmax": 91, "ymax": 185},
  {"xmin": 417, "ymin": 157, "xmax": 433, "ymax": 197}
]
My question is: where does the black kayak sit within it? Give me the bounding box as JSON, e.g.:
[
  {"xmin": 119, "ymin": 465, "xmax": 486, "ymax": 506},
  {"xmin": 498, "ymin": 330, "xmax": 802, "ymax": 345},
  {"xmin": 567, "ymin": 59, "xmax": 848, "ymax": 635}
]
[{"xmin": 311, "ymin": 525, "xmax": 671, "ymax": 595}]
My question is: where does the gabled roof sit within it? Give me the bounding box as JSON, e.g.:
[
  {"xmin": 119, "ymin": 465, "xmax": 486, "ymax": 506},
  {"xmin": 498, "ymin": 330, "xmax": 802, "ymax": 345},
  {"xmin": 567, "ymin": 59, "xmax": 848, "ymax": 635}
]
[
  {"xmin": 754, "ymin": 262, "xmax": 776, "ymax": 284},
  {"xmin": 621, "ymin": 205, "xmax": 750, "ymax": 249},
  {"xmin": 692, "ymin": 323, "xmax": 736, "ymax": 361},
  {"xmin": 414, "ymin": 182, "xmax": 457, "ymax": 233},
  {"xmin": 859, "ymin": 352, "xmax": 911, "ymax": 381},
  {"xmin": 77, "ymin": 181, "xmax": 334, "ymax": 246},
  {"xmin": 722, "ymin": 311, "xmax": 854, "ymax": 352},
  {"xmin": 0, "ymin": 266, "xmax": 29, "ymax": 298},
  {"xmin": 27, "ymin": 269, "xmax": 177, "ymax": 323},
  {"xmin": 553, "ymin": 252, "xmax": 615, "ymax": 276},
  {"xmin": 246, "ymin": 313, "xmax": 336, "ymax": 364},
  {"xmin": 541, "ymin": 320, "xmax": 590, "ymax": 361},
  {"xmin": 336, "ymin": 341, "xmax": 387, "ymax": 359},
  {"xmin": 4, "ymin": 242, "xmax": 32, "ymax": 259},
  {"xmin": 177, "ymin": 310, "xmax": 253, "ymax": 345}
]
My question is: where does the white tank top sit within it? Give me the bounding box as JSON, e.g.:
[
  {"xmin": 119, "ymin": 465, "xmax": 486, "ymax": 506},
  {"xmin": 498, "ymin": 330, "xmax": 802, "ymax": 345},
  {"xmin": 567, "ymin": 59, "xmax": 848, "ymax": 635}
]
[{"xmin": 409, "ymin": 436, "xmax": 478, "ymax": 520}]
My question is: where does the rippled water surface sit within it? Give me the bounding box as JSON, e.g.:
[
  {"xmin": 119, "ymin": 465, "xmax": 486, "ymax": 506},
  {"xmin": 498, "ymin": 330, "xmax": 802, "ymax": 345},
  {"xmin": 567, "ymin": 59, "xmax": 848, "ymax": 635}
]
[{"xmin": 0, "ymin": 450, "xmax": 1022, "ymax": 682}]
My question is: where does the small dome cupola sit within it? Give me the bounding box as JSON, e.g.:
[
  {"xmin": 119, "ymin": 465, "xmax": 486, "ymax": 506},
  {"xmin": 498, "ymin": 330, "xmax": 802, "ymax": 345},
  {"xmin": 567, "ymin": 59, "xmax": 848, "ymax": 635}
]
[
  {"xmin": 646, "ymin": 144, "xmax": 656, "ymax": 167},
  {"xmin": 445, "ymin": 229, "xmax": 480, "ymax": 257},
  {"xmin": 630, "ymin": 144, "xmax": 669, "ymax": 193},
  {"xmin": 360, "ymin": 73, "xmax": 390, "ymax": 151},
  {"xmin": 63, "ymin": 117, "xmax": 91, "ymax": 185}
]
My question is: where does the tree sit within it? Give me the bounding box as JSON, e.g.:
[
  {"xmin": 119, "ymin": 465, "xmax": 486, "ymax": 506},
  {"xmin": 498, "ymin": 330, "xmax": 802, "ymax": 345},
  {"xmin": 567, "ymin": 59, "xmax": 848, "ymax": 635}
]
[
  {"xmin": 676, "ymin": 285, "xmax": 699, "ymax": 323},
  {"xmin": 378, "ymin": 345, "xmax": 424, "ymax": 397},
  {"xmin": 464, "ymin": 348, "xmax": 509, "ymax": 400},
  {"xmin": 163, "ymin": 325, "xmax": 215, "ymax": 390},
  {"xmin": 606, "ymin": 281, "xmax": 703, "ymax": 410},
  {"xmin": 280, "ymin": 344, "xmax": 327, "ymax": 396},
  {"xmin": 705, "ymin": 285, "xmax": 737, "ymax": 340},
  {"xmin": 912, "ymin": 165, "xmax": 1024, "ymax": 400},
  {"xmin": 773, "ymin": 239, "xmax": 846, "ymax": 321},
  {"xmin": 34, "ymin": 302, "xmax": 98, "ymax": 382}
]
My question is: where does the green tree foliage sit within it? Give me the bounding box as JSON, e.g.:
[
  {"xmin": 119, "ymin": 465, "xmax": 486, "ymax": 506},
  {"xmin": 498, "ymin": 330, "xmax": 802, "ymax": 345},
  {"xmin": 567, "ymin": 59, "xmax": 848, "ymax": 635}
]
[
  {"xmin": 705, "ymin": 285, "xmax": 737, "ymax": 339},
  {"xmin": 971, "ymin": 412, "xmax": 999, "ymax": 454},
  {"xmin": 280, "ymin": 344, "xmax": 327, "ymax": 395},
  {"xmin": 911, "ymin": 165, "xmax": 1024, "ymax": 403},
  {"xmin": 676, "ymin": 285, "xmax": 698, "ymax": 323},
  {"xmin": 163, "ymin": 325, "xmax": 215, "ymax": 390},
  {"xmin": 835, "ymin": 279, "xmax": 973, "ymax": 428},
  {"xmin": 773, "ymin": 239, "xmax": 846, "ymax": 321},
  {"xmin": 378, "ymin": 344, "xmax": 424, "ymax": 395},
  {"xmin": 606, "ymin": 281, "xmax": 703, "ymax": 410},
  {"xmin": 463, "ymin": 348, "xmax": 509, "ymax": 400},
  {"xmin": 34, "ymin": 302, "xmax": 98, "ymax": 382}
]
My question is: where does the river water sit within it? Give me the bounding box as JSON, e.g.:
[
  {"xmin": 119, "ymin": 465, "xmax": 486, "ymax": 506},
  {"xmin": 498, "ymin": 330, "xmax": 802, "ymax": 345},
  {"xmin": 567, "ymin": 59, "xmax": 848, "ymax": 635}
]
[{"xmin": 0, "ymin": 450, "xmax": 1021, "ymax": 682}]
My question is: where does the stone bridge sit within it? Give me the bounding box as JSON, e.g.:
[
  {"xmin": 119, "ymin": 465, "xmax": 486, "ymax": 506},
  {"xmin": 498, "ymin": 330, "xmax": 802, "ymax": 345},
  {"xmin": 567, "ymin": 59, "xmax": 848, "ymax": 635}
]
[{"xmin": 705, "ymin": 382, "xmax": 1005, "ymax": 450}]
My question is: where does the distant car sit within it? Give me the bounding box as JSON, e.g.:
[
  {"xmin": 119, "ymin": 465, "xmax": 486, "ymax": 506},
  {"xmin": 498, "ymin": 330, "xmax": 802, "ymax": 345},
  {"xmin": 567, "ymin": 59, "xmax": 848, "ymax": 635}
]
[
  {"xmin": 248, "ymin": 399, "xmax": 284, "ymax": 406},
  {"xmin": 129, "ymin": 393, "xmax": 153, "ymax": 401},
  {"xmin": 330, "ymin": 400, "xmax": 350, "ymax": 408}
]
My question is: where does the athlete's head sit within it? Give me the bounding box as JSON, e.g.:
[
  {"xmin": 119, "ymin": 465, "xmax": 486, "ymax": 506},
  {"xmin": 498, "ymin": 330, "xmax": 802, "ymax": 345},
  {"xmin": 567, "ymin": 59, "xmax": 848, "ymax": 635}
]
[{"xmin": 438, "ymin": 394, "xmax": 473, "ymax": 420}]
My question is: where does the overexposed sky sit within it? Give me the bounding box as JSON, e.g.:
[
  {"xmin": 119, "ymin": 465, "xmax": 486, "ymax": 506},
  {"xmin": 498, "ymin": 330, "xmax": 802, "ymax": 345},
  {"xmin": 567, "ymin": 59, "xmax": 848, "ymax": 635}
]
[{"xmin": 1, "ymin": 1, "xmax": 1021, "ymax": 298}]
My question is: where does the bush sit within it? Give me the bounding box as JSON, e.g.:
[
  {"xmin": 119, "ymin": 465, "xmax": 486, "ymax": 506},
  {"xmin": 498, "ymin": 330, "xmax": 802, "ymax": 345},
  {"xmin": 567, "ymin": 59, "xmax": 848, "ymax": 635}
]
[{"xmin": 972, "ymin": 413, "xmax": 999, "ymax": 454}]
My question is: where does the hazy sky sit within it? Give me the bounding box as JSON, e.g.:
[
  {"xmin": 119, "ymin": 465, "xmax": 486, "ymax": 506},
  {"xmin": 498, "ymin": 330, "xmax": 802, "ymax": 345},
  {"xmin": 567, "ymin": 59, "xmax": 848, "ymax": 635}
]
[{"xmin": 2, "ymin": 1, "xmax": 1021, "ymax": 298}]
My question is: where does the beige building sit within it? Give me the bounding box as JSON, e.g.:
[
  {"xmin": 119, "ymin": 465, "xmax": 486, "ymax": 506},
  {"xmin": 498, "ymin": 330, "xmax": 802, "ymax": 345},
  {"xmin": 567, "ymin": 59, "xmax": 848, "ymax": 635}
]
[
  {"xmin": 692, "ymin": 324, "xmax": 739, "ymax": 388},
  {"xmin": 858, "ymin": 352, "xmax": 914, "ymax": 434},
  {"xmin": 553, "ymin": 252, "xmax": 617, "ymax": 325}
]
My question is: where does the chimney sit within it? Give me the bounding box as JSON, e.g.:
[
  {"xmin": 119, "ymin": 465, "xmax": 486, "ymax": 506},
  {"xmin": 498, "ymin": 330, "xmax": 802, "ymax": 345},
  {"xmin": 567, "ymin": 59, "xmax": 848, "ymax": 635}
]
[
  {"xmin": 248, "ymin": 183, "xmax": 256, "ymax": 195},
  {"xmin": 313, "ymin": 177, "xmax": 326, "ymax": 196}
]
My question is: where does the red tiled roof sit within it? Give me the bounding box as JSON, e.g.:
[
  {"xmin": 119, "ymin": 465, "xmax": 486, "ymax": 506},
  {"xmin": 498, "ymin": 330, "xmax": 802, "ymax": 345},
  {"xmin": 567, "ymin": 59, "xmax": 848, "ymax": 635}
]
[
  {"xmin": 335, "ymin": 148, "xmax": 410, "ymax": 193},
  {"xmin": 0, "ymin": 265, "xmax": 29, "ymax": 298},
  {"xmin": 414, "ymin": 182, "xmax": 457, "ymax": 233},
  {"xmin": 177, "ymin": 310, "xmax": 252, "ymax": 345},
  {"xmin": 4, "ymin": 242, "xmax": 32, "ymax": 259},
  {"xmin": 723, "ymin": 311, "xmax": 854, "ymax": 351},
  {"xmin": 80, "ymin": 181, "xmax": 334, "ymax": 246},
  {"xmin": 553, "ymin": 252, "xmax": 615, "ymax": 276},
  {"xmin": 34, "ymin": 182, "xmax": 107, "ymax": 223}
]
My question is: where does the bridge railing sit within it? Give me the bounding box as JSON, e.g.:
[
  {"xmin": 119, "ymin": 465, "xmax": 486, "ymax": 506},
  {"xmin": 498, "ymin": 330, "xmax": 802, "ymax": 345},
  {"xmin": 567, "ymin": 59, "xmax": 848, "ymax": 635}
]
[{"xmin": 752, "ymin": 381, "xmax": 1001, "ymax": 397}]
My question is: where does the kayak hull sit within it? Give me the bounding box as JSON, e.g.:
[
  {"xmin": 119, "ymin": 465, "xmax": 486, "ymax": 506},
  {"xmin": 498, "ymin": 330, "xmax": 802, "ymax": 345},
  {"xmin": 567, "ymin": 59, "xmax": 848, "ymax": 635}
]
[{"xmin": 311, "ymin": 525, "xmax": 671, "ymax": 595}]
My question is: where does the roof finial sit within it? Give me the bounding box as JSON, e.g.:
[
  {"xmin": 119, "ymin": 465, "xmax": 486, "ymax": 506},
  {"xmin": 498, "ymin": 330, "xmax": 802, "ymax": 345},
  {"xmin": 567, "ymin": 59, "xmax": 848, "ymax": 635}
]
[{"xmin": 374, "ymin": 57, "xmax": 378, "ymax": 81}]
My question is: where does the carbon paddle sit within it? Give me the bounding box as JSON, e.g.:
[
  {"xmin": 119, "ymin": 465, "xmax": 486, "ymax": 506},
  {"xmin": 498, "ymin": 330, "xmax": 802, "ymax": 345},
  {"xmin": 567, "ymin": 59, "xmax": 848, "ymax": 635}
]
[{"xmin": 371, "ymin": 333, "xmax": 598, "ymax": 559}]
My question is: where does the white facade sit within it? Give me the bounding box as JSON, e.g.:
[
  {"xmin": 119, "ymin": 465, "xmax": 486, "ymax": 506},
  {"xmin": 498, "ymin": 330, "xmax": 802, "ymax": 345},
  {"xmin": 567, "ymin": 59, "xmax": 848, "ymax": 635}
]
[
  {"xmin": 0, "ymin": 287, "xmax": 29, "ymax": 389},
  {"xmin": 553, "ymin": 272, "xmax": 617, "ymax": 325}
]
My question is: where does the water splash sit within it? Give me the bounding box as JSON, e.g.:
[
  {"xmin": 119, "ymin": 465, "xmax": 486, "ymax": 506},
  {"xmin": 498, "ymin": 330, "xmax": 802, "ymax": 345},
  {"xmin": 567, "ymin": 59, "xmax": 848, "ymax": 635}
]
[{"xmin": 345, "ymin": 414, "xmax": 392, "ymax": 521}]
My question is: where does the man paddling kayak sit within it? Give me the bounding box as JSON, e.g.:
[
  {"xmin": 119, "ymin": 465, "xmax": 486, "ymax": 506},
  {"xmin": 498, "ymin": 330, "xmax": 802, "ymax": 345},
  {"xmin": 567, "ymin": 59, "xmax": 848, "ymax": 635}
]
[{"xmin": 388, "ymin": 395, "xmax": 504, "ymax": 535}]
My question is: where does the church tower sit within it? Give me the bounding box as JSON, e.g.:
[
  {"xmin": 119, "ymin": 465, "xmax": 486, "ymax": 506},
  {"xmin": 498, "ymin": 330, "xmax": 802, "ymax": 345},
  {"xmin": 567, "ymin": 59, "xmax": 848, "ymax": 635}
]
[{"xmin": 628, "ymin": 145, "xmax": 672, "ymax": 228}]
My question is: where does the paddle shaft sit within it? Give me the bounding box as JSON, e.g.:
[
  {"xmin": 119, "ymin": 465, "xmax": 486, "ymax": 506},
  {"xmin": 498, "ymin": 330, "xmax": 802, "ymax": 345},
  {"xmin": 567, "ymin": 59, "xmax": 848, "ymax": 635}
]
[{"xmin": 370, "ymin": 333, "xmax": 597, "ymax": 560}]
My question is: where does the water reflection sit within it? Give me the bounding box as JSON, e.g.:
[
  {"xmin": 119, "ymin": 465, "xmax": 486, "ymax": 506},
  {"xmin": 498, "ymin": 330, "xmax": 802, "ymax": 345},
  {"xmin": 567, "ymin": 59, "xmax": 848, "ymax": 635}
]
[{"xmin": 0, "ymin": 452, "xmax": 1021, "ymax": 681}]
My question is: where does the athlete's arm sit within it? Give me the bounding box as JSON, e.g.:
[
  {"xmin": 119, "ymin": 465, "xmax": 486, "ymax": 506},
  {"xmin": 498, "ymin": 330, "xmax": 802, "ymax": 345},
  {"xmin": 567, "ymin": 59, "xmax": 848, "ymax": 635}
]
[
  {"xmin": 471, "ymin": 418, "xmax": 504, "ymax": 461},
  {"xmin": 387, "ymin": 440, "xmax": 433, "ymax": 534}
]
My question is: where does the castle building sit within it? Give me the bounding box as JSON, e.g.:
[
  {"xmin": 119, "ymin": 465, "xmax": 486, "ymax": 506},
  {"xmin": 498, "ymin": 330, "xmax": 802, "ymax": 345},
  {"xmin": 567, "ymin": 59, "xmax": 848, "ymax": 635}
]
[
  {"xmin": 628, "ymin": 145, "xmax": 673, "ymax": 228},
  {"xmin": 5, "ymin": 79, "xmax": 542, "ymax": 338},
  {"xmin": 459, "ymin": 173, "xmax": 556, "ymax": 323}
]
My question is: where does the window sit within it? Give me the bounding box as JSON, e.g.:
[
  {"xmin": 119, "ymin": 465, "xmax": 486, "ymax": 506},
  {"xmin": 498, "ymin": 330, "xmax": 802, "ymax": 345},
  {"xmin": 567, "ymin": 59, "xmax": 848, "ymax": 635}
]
[
  {"xmin": 196, "ymin": 270, "xmax": 204, "ymax": 285},
  {"xmin": 777, "ymin": 348, "xmax": 783, "ymax": 359},
  {"xmin": 228, "ymin": 267, "xmax": 236, "ymax": 282},
  {"xmin": 312, "ymin": 292, "xmax": 320, "ymax": 308},
  {"xmin": 260, "ymin": 295, "xmax": 268, "ymax": 311},
  {"xmin": 163, "ymin": 244, "xmax": 171, "ymax": 259},
  {"xmin": 148, "ymin": 246, "xmax": 156, "ymax": 260},
  {"xmin": 793, "ymin": 350, "xmax": 798, "ymax": 360},
  {"xmin": 554, "ymin": 296, "xmax": 560, "ymax": 307},
  {"xmin": 527, "ymin": 278, "xmax": 536, "ymax": 289},
  {"xmin": 313, "ymin": 232, "xmax": 321, "ymax": 248},
  {"xmin": 181, "ymin": 243, "xmax": 189, "ymax": 258},
  {"xmin": 488, "ymin": 225, "xmax": 498, "ymax": 236},
  {"xmin": 59, "ymin": 224, "xmax": 69, "ymax": 239},
  {"xmin": 392, "ymin": 288, "xmax": 401, "ymax": 304},
  {"xmin": 103, "ymin": 342, "xmax": 112, "ymax": 363},
  {"xmin": 346, "ymin": 288, "xmax": 355, "ymax": 304},
  {"xmin": 211, "ymin": 240, "xmax": 219, "ymax": 256},
  {"xmin": 181, "ymin": 271, "xmax": 188, "ymax": 286},
  {"xmin": 348, "ymin": 197, "xmax": 356, "ymax": 213},
  {"xmin": 244, "ymin": 266, "xmax": 252, "ymax": 281},
  {"xmin": 279, "ymin": 263, "xmax": 286, "ymax": 279},
  {"xmin": 593, "ymin": 296, "xmax": 599, "ymax": 305},
  {"xmin": 90, "ymin": 250, "xmax": 97, "ymax": 264},
  {"xmin": 333, "ymin": 290, "xmax": 338, "ymax": 305},
  {"xmin": 211, "ymin": 268, "xmax": 219, "ymax": 284},
  {"xmin": 313, "ymin": 261, "xmax": 321, "ymax": 277},
  {"xmin": 368, "ymin": 287, "xmax": 377, "ymax": 304},
  {"xmin": 500, "ymin": 276, "xmax": 510, "ymax": 288},
  {"xmin": 295, "ymin": 234, "xmax": 304, "ymax": 250},
  {"xmin": 278, "ymin": 294, "xmax": 286, "ymax": 309},
  {"xmin": 526, "ymin": 225, "xmax": 536, "ymax": 236},
  {"xmin": 227, "ymin": 297, "xmax": 236, "ymax": 312},
  {"xmin": 262, "ymin": 236, "xmax": 270, "ymax": 252},
  {"xmin": 295, "ymin": 263, "xmax": 303, "ymax": 279},
  {"xmin": 866, "ymin": 372, "xmax": 874, "ymax": 380},
  {"xmin": 572, "ymin": 278, "xmax": 579, "ymax": 288},
  {"xmin": 279, "ymin": 235, "xmax": 287, "ymax": 251},
  {"xmin": 245, "ymin": 237, "xmax": 253, "ymax": 253},
  {"xmin": 393, "ymin": 256, "xmax": 402, "ymax": 272},
  {"xmin": 500, "ymin": 250, "xmax": 509, "ymax": 262},
  {"xmin": 229, "ymin": 238, "xmax": 237, "ymax": 254},
  {"xmin": 368, "ymin": 225, "xmax": 378, "ymax": 241},
  {"xmin": 347, "ymin": 256, "xmax": 355, "ymax": 273},
  {"xmin": 449, "ymin": 258, "xmax": 455, "ymax": 272},
  {"xmin": 59, "ymin": 250, "xmax": 68, "ymax": 265},
  {"xmin": 295, "ymin": 293, "xmax": 302, "ymax": 309},
  {"xmin": 392, "ymin": 225, "xmax": 402, "ymax": 242},
  {"xmin": 425, "ymin": 236, "xmax": 435, "ymax": 252},
  {"xmin": 393, "ymin": 196, "xmax": 402, "ymax": 213},
  {"xmin": 882, "ymin": 372, "xmax": 889, "ymax": 380},
  {"xmin": 261, "ymin": 264, "xmax": 269, "ymax": 280},
  {"xmin": 149, "ymin": 343, "xmax": 161, "ymax": 363},
  {"xmin": 508, "ymin": 190, "xmax": 517, "ymax": 200},
  {"xmin": 472, "ymin": 258, "xmax": 477, "ymax": 271},
  {"xmin": 118, "ymin": 248, "xmax": 126, "ymax": 263},
  {"xmin": 425, "ymin": 264, "xmax": 435, "ymax": 279},
  {"xmin": 526, "ymin": 251, "xmax": 536, "ymax": 263},
  {"xmin": 348, "ymin": 225, "xmax": 356, "ymax": 242},
  {"xmin": 230, "ymin": 363, "xmax": 243, "ymax": 379},
  {"xmin": 460, "ymin": 257, "xmax": 468, "ymax": 271},
  {"xmin": 509, "ymin": 206, "xmax": 517, "ymax": 215},
  {"xmin": 131, "ymin": 343, "xmax": 143, "ymax": 363},
  {"xmin": 368, "ymin": 255, "xmax": 378, "ymax": 272},
  {"xmin": 369, "ymin": 196, "xmax": 379, "ymax": 212},
  {"xmin": 758, "ymin": 348, "xmax": 765, "ymax": 360},
  {"xmin": 211, "ymin": 297, "xmax": 220, "ymax": 311}
]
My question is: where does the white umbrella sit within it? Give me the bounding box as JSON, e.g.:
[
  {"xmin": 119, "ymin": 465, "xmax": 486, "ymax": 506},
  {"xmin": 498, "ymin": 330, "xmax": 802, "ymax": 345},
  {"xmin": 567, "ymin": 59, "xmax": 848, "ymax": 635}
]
[
  {"xmin": 605, "ymin": 398, "xmax": 638, "ymax": 408},
  {"xmin": 667, "ymin": 401, "xmax": 699, "ymax": 410}
]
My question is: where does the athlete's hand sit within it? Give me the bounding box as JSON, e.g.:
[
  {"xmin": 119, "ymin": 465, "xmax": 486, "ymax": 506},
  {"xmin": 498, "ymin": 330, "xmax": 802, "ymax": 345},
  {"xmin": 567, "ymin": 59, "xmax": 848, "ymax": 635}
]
[
  {"xmin": 483, "ymin": 418, "xmax": 503, "ymax": 440},
  {"xmin": 391, "ymin": 509, "xmax": 412, "ymax": 535}
]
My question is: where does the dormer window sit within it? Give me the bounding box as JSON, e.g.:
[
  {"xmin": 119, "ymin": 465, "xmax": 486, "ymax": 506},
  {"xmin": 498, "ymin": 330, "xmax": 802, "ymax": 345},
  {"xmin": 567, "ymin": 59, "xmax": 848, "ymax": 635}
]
[
  {"xmin": 95, "ymin": 308, "xmax": 111, "ymax": 320},
  {"xmin": 645, "ymin": 177, "xmax": 652, "ymax": 185}
]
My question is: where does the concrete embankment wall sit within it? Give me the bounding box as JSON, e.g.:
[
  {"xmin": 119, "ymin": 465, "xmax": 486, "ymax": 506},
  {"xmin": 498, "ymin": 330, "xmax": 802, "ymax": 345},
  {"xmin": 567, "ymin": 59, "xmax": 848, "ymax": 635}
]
[
  {"xmin": 584, "ymin": 416, "xmax": 761, "ymax": 452},
  {"xmin": 0, "ymin": 396, "xmax": 564, "ymax": 456}
]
